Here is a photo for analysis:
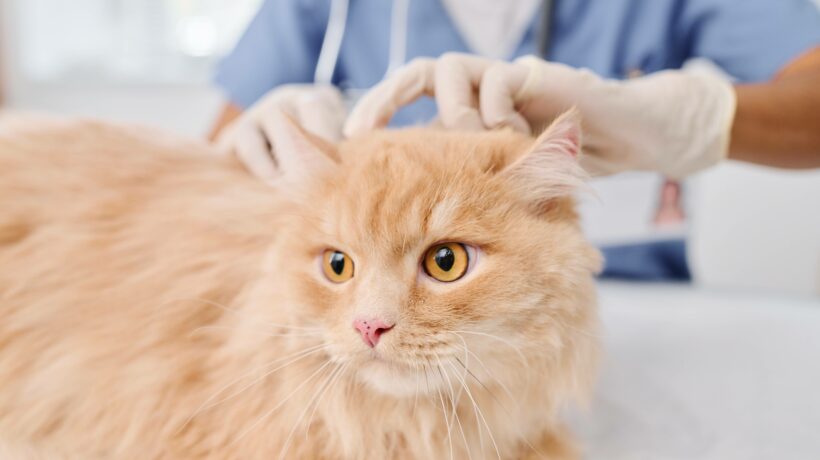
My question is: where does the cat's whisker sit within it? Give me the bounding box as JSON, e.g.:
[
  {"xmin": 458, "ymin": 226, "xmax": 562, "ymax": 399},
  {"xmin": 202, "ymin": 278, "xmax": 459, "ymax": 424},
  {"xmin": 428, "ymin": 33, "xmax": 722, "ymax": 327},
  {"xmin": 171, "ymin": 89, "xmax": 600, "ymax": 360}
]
[
  {"xmin": 422, "ymin": 362, "xmax": 432, "ymax": 396},
  {"xmin": 451, "ymin": 346, "xmax": 543, "ymax": 457},
  {"xmin": 304, "ymin": 362, "xmax": 348, "ymax": 441},
  {"xmin": 449, "ymin": 360, "xmax": 544, "ymax": 459},
  {"xmin": 423, "ymin": 356, "xmax": 452, "ymax": 460},
  {"xmin": 445, "ymin": 335, "xmax": 484, "ymax": 453},
  {"xmin": 455, "ymin": 346, "xmax": 468, "ymax": 402},
  {"xmin": 452, "ymin": 328, "xmax": 534, "ymax": 394},
  {"xmin": 278, "ymin": 361, "xmax": 340, "ymax": 460},
  {"xmin": 447, "ymin": 332, "xmax": 517, "ymax": 406},
  {"xmin": 188, "ymin": 325, "xmax": 322, "ymax": 339},
  {"xmin": 437, "ymin": 355, "xmax": 471, "ymax": 460},
  {"xmin": 444, "ymin": 360, "xmax": 480, "ymax": 459},
  {"xmin": 411, "ymin": 363, "xmax": 421, "ymax": 418},
  {"xmin": 435, "ymin": 361, "xmax": 457, "ymax": 435},
  {"xmin": 175, "ymin": 343, "xmax": 328, "ymax": 435},
  {"xmin": 453, "ymin": 355, "xmax": 510, "ymax": 412},
  {"xmin": 452, "ymin": 357, "xmax": 484, "ymax": 454},
  {"xmin": 456, "ymin": 351, "xmax": 516, "ymax": 409},
  {"xmin": 433, "ymin": 367, "xmax": 454, "ymax": 460},
  {"xmin": 193, "ymin": 344, "xmax": 327, "ymax": 417},
  {"xmin": 435, "ymin": 356, "xmax": 458, "ymax": 422},
  {"xmin": 233, "ymin": 359, "xmax": 333, "ymax": 445},
  {"xmin": 187, "ymin": 297, "xmax": 320, "ymax": 331},
  {"xmin": 446, "ymin": 359, "xmax": 501, "ymax": 460},
  {"xmin": 448, "ymin": 330, "xmax": 528, "ymax": 368}
]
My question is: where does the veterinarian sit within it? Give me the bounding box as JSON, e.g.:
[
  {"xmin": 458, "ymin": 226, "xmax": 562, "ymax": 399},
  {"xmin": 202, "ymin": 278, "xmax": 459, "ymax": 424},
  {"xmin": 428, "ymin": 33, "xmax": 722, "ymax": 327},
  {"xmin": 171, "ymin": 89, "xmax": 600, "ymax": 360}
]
[
  {"xmin": 210, "ymin": 0, "xmax": 820, "ymax": 277},
  {"xmin": 211, "ymin": 0, "xmax": 820, "ymax": 171}
]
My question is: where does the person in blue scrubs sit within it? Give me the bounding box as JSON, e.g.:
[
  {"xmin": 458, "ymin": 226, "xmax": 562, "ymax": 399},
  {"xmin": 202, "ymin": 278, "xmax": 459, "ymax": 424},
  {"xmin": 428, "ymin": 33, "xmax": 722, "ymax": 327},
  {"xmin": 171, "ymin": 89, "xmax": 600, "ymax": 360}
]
[
  {"xmin": 210, "ymin": 0, "xmax": 820, "ymax": 280},
  {"xmin": 213, "ymin": 0, "xmax": 819, "ymax": 126}
]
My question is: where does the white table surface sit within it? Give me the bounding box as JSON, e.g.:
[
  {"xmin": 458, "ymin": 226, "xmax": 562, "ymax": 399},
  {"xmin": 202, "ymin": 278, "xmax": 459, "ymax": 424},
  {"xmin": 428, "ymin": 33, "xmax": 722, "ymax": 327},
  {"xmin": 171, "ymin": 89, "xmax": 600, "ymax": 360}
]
[{"xmin": 570, "ymin": 282, "xmax": 820, "ymax": 460}]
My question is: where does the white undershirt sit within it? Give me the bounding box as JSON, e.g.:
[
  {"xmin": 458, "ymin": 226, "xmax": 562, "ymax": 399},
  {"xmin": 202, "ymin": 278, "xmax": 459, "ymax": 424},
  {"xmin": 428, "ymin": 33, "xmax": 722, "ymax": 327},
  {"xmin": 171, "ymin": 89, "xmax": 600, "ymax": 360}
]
[{"xmin": 440, "ymin": 0, "xmax": 542, "ymax": 59}]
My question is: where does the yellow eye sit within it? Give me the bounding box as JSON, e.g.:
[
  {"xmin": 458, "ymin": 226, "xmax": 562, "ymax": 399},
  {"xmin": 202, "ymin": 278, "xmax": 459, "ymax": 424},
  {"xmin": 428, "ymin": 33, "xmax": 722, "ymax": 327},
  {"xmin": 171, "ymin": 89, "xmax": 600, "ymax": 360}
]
[
  {"xmin": 423, "ymin": 243, "xmax": 469, "ymax": 282},
  {"xmin": 322, "ymin": 250, "xmax": 354, "ymax": 283}
]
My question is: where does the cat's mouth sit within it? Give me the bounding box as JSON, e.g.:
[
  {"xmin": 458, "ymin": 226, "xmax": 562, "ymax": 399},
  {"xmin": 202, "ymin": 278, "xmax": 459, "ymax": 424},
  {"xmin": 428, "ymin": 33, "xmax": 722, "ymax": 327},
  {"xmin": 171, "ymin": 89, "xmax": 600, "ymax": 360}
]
[
  {"xmin": 350, "ymin": 348, "xmax": 458, "ymax": 397},
  {"xmin": 356, "ymin": 358, "xmax": 430, "ymax": 396},
  {"xmin": 360, "ymin": 347, "xmax": 428, "ymax": 371},
  {"xmin": 358, "ymin": 348, "xmax": 409, "ymax": 371},
  {"xmin": 366, "ymin": 352, "xmax": 392, "ymax": 364}
]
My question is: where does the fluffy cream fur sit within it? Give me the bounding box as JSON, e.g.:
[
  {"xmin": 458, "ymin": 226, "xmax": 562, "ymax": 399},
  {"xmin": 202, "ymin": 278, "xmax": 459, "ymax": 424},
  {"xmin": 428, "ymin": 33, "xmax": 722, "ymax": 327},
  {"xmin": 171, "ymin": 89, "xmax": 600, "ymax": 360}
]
[{"xmin": 0, "ymin": 113, "xmax": 601, "ymax": 459}]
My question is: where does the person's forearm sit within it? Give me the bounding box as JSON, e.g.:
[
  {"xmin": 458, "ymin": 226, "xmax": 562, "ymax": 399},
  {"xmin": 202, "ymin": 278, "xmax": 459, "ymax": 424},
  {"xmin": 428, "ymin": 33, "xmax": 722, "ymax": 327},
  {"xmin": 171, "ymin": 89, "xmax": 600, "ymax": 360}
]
[{"xmin": 729, "ymin": 47, "xmax": 820, "ymax": 169}]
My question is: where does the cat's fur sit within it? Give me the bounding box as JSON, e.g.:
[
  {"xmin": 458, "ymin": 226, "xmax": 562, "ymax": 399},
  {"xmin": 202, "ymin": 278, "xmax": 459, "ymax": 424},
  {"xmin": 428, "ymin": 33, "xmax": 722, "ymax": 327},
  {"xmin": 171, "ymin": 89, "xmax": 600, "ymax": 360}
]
[{"xmin": 0, "ymin": 112, "xmax": 601, "ymax": 459}]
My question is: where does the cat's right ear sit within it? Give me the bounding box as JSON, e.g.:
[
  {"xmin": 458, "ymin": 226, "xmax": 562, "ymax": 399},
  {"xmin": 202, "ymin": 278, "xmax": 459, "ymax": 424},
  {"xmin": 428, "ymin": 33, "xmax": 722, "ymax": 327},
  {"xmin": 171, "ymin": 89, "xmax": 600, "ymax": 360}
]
[
  {"xmin": 499, "ymin": 109, "xmax": 588, "ymax": 211},
  {"xmin": 266, "ymin": 110, "xmax": 340, "ymax": 184}
]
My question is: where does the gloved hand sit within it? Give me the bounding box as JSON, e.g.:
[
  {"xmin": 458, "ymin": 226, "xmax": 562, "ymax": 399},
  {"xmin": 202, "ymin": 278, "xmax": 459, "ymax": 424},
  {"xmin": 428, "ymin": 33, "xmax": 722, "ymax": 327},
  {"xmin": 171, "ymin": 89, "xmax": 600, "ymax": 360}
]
[
  {"xmin": 345, "ymin": 53, "xmax": 736, "ymax": 178},
  {"xmin": 216, "ymin": 84, "xmax": 346, "ymax": 181}
]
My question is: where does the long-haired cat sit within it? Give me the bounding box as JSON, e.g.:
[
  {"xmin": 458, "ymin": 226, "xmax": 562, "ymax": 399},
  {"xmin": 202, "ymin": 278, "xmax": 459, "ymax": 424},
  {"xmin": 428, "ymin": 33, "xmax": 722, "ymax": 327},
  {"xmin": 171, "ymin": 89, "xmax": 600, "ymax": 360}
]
[{"xmin": 0, "ymin": 111, "xmax": 600, "ymax": 459}]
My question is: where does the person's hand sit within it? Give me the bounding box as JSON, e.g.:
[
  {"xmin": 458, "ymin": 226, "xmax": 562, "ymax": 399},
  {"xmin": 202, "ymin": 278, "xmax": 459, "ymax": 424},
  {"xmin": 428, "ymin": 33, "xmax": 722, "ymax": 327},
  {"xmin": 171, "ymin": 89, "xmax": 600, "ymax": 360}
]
[
  {"xmin": 345, "ymin": 53, "xmax": 736, "ymax": 178},
  {"xmin": 216, "ymin": 84, "xmax": 346, "ymax": 181}
]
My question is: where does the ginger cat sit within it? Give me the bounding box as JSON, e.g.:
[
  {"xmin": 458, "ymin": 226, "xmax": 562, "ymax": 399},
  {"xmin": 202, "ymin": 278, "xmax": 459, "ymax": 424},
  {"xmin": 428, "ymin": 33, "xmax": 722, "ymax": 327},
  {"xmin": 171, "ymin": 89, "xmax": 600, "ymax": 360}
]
[{"xmin": 0, "ymin": 111, "xmax": 600, "ymax": 459}]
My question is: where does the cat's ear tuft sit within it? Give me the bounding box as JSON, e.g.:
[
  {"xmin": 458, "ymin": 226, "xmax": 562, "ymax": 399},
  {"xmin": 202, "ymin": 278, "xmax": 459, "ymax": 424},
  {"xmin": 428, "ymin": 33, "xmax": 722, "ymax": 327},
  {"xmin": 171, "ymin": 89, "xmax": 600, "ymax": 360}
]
[
  {"xmin": 537, "ymin": 108, "xmax": 582, "ymax": 158},
  {"xmin": 268, "ymin": 110, "xmax": 339, "ymax": 184},
  {"xmin": 500, "ymin": 109, "xmax": 587, "ymax": 210}
]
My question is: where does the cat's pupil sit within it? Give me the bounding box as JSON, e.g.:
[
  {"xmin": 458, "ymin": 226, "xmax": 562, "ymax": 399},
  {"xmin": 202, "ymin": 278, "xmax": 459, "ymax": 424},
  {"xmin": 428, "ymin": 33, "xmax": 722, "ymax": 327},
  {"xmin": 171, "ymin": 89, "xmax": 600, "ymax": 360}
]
[
  {"xmin": 434, "ymin": 247, "xmax": 455, "ymax": 271},
  {"xmin": 329, "ymin": 252, "xmax": 345, "ymax": 275}
]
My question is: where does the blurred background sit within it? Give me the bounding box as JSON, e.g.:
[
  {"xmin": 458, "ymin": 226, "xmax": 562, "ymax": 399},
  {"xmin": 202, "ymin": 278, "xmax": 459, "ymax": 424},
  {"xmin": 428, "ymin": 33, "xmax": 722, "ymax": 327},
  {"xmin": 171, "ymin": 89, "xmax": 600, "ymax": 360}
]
[
  {"xmin": 0, "ymin": 0, "xmax": 818, "ymax": 298},
  {"xmin": 0, "ymin": 0, "xmax": 261, "ymax": 135}
]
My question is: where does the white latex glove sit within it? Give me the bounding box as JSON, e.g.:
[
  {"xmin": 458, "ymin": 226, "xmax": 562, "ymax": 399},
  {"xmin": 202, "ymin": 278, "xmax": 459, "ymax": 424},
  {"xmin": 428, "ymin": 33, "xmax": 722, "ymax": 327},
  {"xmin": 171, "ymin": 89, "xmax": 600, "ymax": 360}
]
[
  {"xmin": 216, "ymin": 84, "xmax": 346, "ymax": 181},
  {"xmin": 345, "ymin": 53, "xmax": 736, "ymax": 178}
]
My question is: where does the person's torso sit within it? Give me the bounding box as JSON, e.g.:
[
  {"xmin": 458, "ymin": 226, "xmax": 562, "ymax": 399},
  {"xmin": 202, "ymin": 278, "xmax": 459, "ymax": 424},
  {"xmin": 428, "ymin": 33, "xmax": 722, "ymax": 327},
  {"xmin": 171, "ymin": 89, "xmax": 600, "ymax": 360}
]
[{"xmin": 334, "ymin": 0, "xmax": 690, "ymax": 125}]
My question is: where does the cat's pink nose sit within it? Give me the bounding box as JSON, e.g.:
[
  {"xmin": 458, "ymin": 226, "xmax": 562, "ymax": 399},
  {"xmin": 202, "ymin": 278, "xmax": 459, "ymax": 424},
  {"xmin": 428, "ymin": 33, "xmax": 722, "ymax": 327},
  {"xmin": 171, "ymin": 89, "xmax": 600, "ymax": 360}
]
[{"xmin": 353, "ymin": 317, "xmax": 395, "ymax": 348}]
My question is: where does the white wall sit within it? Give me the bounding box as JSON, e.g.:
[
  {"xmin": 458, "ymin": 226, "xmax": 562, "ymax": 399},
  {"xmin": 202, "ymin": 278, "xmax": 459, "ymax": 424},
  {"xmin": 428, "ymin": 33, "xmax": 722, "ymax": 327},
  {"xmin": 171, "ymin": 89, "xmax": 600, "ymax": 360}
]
[
  {"xmin": 690, "ymin": 163, "xmax": 820, "ymax": 297},
  {"xmin": 0, "ymin": 0, "xmax": 230, "ymax": 136},
  {"xmin": 4, "ymin": 83, "xmax": 224, "ymax": 137}
]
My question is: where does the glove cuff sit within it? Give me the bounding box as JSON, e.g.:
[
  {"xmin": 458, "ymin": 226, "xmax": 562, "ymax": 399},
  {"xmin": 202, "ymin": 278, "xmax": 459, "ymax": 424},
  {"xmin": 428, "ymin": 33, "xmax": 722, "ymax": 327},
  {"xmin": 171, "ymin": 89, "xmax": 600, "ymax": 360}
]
[{"xmin": 671, "ymin": 71, "xmax": 737, "ymax": 178}]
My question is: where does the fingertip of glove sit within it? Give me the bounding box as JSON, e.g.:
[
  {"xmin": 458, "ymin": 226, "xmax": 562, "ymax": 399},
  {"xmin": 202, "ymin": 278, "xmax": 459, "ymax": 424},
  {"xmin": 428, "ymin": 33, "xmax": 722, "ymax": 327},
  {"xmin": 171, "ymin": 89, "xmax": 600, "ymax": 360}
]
[
  {"xmin": 488, "ymin": 113, "xmax": 531, "ymax": 135},
  {"xmin": 342, "ymin": 116, "xmax": 368, "ymax": 138}
]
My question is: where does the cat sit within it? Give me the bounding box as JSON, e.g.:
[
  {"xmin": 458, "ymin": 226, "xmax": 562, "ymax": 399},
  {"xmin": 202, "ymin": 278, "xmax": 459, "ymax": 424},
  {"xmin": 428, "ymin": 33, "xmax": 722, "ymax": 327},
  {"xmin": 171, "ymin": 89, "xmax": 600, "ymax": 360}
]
[{"xmin": 0, "ymin": 110, "xmax": 601, "ymax": 459}]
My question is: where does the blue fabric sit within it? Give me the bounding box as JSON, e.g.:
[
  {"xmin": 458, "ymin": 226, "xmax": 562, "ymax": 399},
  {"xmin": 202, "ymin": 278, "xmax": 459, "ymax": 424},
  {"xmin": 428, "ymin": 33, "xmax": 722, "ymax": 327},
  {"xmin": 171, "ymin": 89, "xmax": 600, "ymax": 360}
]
[
  {"xmin": 600, "ymin": 240, "xmax": 691, "ymax": 281},
  {"xmin": 214, "ymin": 0, "xmax": 328, "ymax": 109},
  {"xmin": 215, "ymin": 0, "xmax": 820, "ymax": 117}
]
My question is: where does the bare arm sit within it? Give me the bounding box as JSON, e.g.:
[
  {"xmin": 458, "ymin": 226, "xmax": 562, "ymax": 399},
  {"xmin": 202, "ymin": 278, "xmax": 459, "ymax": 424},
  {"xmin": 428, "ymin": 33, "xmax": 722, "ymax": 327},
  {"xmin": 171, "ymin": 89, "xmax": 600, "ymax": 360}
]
[
  {"xmin": 729, "ymin": 47, "xmax": 820, "ymax": 168},
  {"xmin": 207, "ymin": 102, "xmax": 243, "ymax": 142}
]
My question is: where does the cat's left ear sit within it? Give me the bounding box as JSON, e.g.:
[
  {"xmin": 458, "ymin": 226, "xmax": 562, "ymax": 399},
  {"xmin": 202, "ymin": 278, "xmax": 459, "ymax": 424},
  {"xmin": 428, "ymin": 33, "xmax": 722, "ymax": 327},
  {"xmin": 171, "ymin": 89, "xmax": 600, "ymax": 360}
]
[
  {"xmin": 500, "ymin": 109, "xmax": 587, "ymax": 210},
  {"xmin": 267, "ymin": 110, "xmax": 340, "ymax": 183}
]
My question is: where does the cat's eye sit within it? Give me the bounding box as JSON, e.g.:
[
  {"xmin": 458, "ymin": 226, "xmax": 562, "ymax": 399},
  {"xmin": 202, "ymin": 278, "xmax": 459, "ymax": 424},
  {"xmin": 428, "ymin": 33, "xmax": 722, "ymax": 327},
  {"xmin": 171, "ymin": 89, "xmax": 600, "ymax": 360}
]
[
  {"xmin": 423, "ymin": 243, "xmax": 470, "ymax": 282},
  {"xmin": 322, "ymin": 250, "xmax": 354, "ymax": 283}
]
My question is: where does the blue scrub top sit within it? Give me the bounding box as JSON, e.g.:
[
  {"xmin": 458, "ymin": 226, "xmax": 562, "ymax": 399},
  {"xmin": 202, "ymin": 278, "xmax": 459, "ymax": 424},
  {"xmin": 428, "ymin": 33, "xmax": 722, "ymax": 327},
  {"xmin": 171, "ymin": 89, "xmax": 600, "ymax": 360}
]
[{"xmin": 216, "ymin": 0, "xmax": 820, "ymax": 125}]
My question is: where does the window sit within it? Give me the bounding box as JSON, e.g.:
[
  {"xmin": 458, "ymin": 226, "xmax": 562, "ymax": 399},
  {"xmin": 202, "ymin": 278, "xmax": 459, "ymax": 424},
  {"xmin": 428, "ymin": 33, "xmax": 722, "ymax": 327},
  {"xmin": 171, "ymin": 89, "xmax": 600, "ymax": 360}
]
[{"xmin": 11, "ymin": 0, "xmax": 262, "ymax": 84}]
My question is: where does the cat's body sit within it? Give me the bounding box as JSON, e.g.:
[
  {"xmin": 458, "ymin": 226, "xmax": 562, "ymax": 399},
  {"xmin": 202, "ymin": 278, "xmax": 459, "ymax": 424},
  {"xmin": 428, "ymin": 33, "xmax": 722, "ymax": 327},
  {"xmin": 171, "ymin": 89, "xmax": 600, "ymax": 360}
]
[{"xmin": 0, "ymin": 115, "xmax": 600, "ymax": 459}]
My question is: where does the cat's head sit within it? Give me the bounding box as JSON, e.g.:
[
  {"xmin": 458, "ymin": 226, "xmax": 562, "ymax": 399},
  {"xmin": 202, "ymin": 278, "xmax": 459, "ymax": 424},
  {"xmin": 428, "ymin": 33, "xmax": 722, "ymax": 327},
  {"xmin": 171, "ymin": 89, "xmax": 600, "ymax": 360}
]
[{"xmin": 247, "ymin": 111, "xmax": 601, "ymax": 397}]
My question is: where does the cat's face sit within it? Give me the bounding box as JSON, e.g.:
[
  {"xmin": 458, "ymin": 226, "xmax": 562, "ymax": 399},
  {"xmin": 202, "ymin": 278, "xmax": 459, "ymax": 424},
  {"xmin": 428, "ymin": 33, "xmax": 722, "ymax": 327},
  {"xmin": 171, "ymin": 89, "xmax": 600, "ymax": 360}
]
[{"xmin": 256, "ymin": 112, "xmax": 600, "ymax": 396}]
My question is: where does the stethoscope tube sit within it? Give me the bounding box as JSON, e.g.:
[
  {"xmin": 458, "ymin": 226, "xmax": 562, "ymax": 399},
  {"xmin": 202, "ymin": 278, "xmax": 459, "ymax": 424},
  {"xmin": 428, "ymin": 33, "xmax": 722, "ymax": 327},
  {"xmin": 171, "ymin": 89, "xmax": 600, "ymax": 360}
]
[
  {"xmin": 384, "ymin": 0, "xmax": 410, "ymax": 77},
  {"xmin": 314, "ymin": 0, "xmax": 349, "ymax": 85},
  {"xmin": 538, "ymin": 0, "xmax": 554, "ymax": 59},
  {"xmin": 314, "ymin": 0, "xmax": 410, "ymax": 85}
]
